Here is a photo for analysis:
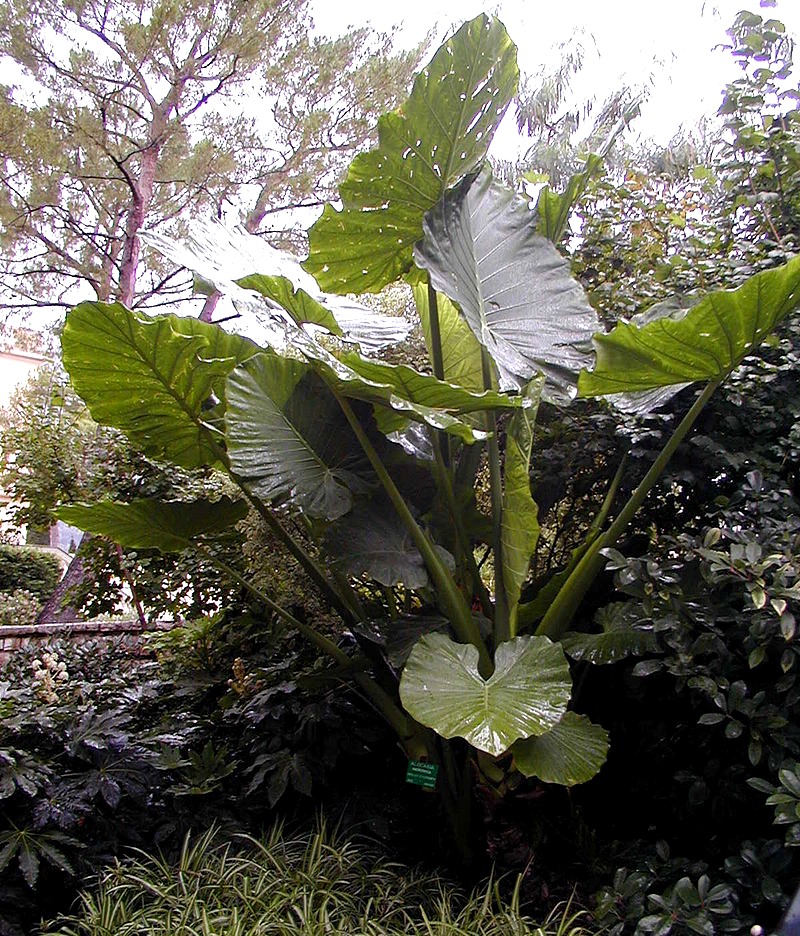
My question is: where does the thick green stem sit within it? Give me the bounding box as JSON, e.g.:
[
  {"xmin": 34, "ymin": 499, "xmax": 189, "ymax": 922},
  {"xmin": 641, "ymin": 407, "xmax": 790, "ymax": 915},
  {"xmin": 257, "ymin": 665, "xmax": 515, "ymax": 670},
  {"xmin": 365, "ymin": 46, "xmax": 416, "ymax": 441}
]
[
  {"xmin": 431, "ymin": 440, "xmax": 493, "ymax": 617},
  {"xmin": 203, "ymin": 548, "xmax": 412, "ymax": 740},
  {"xmin": 202, "ymin": 548, "xmax": 351, "ymax": 664},
  {"xmin": 335, "ymin": 391, "xmax": 492, "ymax": 674},
  {"xmin": 203, "ymin": 426, "xmax": 364, "ymax": 626},
  {"xmin": 427, "ymin": 280, "xmax": 446, "ymax": 382},
  {"xmin": 482, "ymin": 348, "xmax": 509, "ymax": 643},
  {"xmin": 240, "ymin": 489, "xmax": 365, "ymax": 625},
  {"xmin": 537, "ymin": 379, "xmax": 721, "ymax": 640},
  {"xmin": 427, "ymin": 283, "xmax": 453, "ymax": 468}
]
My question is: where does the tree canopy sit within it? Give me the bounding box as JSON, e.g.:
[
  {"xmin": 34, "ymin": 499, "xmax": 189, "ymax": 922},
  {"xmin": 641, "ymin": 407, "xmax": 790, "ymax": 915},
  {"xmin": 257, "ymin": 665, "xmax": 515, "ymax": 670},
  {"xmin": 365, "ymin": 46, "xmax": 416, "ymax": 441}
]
[{"xmin": 0, "ymin": 0, "xmax": 422, "ymax": 318}]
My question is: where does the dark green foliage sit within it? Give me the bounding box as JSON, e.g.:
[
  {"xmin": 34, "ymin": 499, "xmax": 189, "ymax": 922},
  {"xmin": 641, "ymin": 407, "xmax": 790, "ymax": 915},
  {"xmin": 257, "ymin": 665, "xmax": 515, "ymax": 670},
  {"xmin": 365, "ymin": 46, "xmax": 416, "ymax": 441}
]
[
  {"xmin": 0, "ymin": 547, "xmax": 61, "ymax": 601},
  {"xmin": 582, "ymin": 472, "xmax": 800, "ymax": 932},
  {"xmin": 0, "ymin": 618, "xmax": 396, "ymax": 934}
]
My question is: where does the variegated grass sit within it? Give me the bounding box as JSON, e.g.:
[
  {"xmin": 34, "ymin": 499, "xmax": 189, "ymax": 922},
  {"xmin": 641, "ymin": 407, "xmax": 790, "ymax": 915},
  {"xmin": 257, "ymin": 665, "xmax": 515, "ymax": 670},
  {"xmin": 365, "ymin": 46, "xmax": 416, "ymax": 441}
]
[{"xmin": 42, "ymin": 821, "xmax": 594, "ymax": 936}]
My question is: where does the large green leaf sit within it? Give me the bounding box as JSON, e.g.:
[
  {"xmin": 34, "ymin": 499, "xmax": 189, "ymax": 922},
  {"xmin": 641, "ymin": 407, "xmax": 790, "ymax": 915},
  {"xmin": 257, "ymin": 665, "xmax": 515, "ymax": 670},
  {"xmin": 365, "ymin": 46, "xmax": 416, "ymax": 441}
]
[
  {"xmin": 560, "ymin": 603, "xmax": 659, "ymax": 664},
  {"xmin": 55, "ymin": 498, "xmax": 248, "ymax": 552},
  {"xmin": 303, "ymin": 345, "xmax": 515, "ymax": 445},
  {"xmin": 305, "ymin": 15, "xmax": 518, "ymax": 294},
  {"xmin": 323, "ymin": 501, "xmax": 450, "ymax": 589},
  {"xmin": 412, "ymin": 284, "xmax": 485, "ymax": 392},
  {"xmin": 336, "ymin": 352, "xmax": 515, "ymax": 416},
  {"xmin": 225, "ymin": 353, "xmax": 372, "ymax": 520},
  {"xmin": 61, "ymin": 302, "xmax": 257, "ymax": 469},
  {"xmin": 502, "ymin": 378, "xmax": 543, "ymax": 632},
  {"xmin": 511, "ymin": 712, "xmax": 609, "ymax": 786},
  {"xmin": 579, "ymin": 256, "xmax": 800, "ymax": 397},
  {"xmin": 236, "ymin": 274, "xmax": 343, "ymax": 336},
  {"xmin": 413, "ymin": 167, "xmax": 599, "ymax": 393},
  {"xmin": 399, "ymin": 633, "xmax": 571, "ymax": 756}
]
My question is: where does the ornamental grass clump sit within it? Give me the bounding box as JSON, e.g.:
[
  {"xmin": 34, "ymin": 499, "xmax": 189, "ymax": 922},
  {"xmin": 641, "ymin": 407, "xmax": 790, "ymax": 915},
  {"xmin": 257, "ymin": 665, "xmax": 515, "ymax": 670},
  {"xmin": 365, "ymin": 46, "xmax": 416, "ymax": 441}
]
[{"xmin": 42, "ymin": 823, "xmax": 593, "ymax": 936}]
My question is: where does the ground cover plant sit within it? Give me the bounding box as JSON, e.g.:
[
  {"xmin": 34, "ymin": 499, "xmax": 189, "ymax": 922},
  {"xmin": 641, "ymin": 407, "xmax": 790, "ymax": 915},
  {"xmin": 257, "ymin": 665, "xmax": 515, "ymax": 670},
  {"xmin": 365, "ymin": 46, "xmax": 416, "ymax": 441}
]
[{"xmin": 40, "ymin": 823, "xmax": 592, "ymax": 936}]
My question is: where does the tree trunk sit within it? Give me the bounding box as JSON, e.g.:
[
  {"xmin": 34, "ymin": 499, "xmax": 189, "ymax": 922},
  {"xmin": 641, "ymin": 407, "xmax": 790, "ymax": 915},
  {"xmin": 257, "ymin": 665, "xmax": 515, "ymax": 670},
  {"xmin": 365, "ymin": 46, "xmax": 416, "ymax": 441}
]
[
  {"xmin": 37, "ymin": 535, "xmax": 89, "ymax": 623},
  {"xmin": 118, "ymin": 137, "xmax": 162, "ymax": 306}
]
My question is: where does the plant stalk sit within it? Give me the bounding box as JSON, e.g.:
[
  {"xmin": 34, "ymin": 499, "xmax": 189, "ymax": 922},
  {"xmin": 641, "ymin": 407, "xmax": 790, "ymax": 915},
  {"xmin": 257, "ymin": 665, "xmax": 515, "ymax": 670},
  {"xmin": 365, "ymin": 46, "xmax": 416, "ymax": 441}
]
[
  {"xmin": 536, "ymin": 379, "xmax": 720, "ymax": 640},
  {"xmin": 334, "ymin": 391, "xmax": 492, "ymax": 675},
  {"xmin": 482, "ymin": 348, "xmax": 509, "ymax": 644},
  {"xmin": 202, "ymin": 423, "xmax": 365, "ymax": 626},
  {"xmin": 431, "ymin": 439, "xmax": 493, "ymax": 617},
  {"xmin": 427, "ymin": 282, "xmax": 453, "ymax": 468},
  {"xmin": 203, "ymin": 548, "xmax": 412, "ymax": 740}
]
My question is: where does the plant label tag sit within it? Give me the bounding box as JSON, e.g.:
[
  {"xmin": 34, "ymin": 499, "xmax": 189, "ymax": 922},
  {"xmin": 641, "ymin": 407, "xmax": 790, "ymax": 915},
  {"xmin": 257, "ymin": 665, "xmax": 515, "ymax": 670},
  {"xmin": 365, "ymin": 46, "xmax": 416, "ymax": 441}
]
[{"xmin": 405, "ymin": 760, "xmax": 438, "ymax": 790}]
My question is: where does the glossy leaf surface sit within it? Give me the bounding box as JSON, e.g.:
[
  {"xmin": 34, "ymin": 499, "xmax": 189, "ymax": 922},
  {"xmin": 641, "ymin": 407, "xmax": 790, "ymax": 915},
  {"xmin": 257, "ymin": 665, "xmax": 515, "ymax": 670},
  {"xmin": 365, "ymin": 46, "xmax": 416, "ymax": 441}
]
[
  {"xmin": 225, "ymin": 353, "xmax": 370, "ymax": 520},
  {"xmin": 412, "ymin": 284, "xmax": 485, "ymax": 392},
  {"xmin": 305, "ymin": 15, "xmax": 518, "ymax": 294},
  {"xmin": 61, "ymin": 302, "xmax": 256, "ymax": 469},
  {"xmin": 579, "ymin": 256, "xmax": 800, "ymax": 397},
  {"xmin": 414, "ymin": 167, "xmax": 598, "ymax": 392},
  {"xmin": 512, "ymin": 711, "xmax": 609, "ymax": 785},
  {"xmin": 560, "ymin": 603, "xmax": 659, "ymax": 664},
  {"xmin": 399, "ymin": 633, "xmax": 571, "ymax": 756}
]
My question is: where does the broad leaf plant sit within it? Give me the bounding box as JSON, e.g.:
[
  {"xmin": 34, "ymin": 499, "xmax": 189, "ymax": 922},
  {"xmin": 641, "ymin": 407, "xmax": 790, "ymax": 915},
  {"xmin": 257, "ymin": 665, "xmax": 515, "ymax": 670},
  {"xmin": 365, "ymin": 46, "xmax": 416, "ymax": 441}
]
[{"xmin": 56, "ymin": 15, "xmax": 800, "ymax": 856}]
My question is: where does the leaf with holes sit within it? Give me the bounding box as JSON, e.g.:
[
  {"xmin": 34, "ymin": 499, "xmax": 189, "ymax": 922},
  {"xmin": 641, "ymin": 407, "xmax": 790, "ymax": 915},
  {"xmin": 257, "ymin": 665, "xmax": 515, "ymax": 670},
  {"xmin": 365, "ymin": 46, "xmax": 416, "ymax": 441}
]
[{"xmin": 305, "ymin": 15, "xmax": 518, "ymax": 293}]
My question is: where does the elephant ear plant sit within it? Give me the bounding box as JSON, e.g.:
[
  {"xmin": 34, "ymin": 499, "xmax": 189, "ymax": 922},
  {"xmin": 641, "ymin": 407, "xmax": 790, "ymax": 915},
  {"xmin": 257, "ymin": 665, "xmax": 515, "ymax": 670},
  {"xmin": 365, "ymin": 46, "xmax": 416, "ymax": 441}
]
[{"xmin": 57, "ymin": 14, "xmax": 800, "ymax": 859}]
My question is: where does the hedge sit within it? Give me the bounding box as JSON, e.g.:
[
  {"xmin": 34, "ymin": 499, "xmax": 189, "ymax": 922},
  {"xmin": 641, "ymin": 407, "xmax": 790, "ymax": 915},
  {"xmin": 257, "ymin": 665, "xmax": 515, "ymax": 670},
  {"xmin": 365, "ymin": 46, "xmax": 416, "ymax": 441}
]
[{"xmin": 0, "ymin": 546, "xmax": 62, "ymax": 601}]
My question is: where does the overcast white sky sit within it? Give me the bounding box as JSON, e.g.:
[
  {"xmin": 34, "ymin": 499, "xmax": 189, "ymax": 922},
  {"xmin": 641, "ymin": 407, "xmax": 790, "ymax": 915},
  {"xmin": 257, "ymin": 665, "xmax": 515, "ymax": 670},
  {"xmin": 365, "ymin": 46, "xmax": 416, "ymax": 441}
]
[{"xmin": 311, "ymin": 0, "xmax": 800, "ymax": 153}]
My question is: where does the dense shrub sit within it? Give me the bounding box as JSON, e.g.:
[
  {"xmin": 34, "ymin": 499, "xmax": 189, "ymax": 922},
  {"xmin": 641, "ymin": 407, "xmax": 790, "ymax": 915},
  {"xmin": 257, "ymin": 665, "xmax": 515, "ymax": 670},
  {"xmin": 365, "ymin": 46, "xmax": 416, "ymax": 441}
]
[
  {"xmin": 0, "ymin": 546, "xmax": 61, "ymax": 602},
  {"xmin": 0, "ymin": 614, "xmax": 400, "ymax": 935},
  {"xmin": 0, "ymin": 590, "xmax": 41, "ymax": 627},
  {"xmin": 582, "ymin": 472, "xmax": 800, "ymax": 934}
]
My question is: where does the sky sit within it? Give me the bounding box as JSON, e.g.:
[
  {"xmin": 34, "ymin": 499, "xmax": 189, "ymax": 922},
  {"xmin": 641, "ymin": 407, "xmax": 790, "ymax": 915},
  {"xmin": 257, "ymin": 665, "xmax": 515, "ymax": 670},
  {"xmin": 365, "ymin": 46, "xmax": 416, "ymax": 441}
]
[{"xmin": 310, "ymin": 0, "xmax": 800, "ymax": 155}]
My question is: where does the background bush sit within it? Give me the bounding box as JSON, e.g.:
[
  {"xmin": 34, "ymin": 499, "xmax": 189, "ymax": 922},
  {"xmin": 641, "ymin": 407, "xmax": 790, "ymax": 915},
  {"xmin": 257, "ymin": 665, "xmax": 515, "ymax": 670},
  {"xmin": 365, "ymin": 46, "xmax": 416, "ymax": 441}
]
[{"xmin": 0, "ymin": 546, "xmax": 61, "ymax": 602}]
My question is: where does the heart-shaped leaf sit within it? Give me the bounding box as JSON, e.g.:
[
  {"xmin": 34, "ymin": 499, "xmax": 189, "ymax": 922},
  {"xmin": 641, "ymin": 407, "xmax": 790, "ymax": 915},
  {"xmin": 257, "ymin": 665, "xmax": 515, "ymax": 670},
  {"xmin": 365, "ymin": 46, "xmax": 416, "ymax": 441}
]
[
  {"xmin": 512, "ymin": 711, "xmax": 609, "ymax": 785},
  {"xmin": 56, "ymin": 498, "xmax": 248, "ymax": 552},
  {"xmin": 414, "ymin": 167, "xmax": 599, "ymax": 393},
  {"xmin": 305, "ymin": 15, "xmax": 518, "ymax": 294},
  {"xmin": 399, "ymin": 633, "xmax": 571, "ymax": 756}
]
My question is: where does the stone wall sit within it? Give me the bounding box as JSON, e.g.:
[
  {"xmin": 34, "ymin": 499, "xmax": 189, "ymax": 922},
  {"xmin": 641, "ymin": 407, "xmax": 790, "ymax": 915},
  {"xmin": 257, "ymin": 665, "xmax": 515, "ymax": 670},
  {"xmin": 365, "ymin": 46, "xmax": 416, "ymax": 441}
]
[{"xmin": 0, "ymin": 618, "xmax": 175, "ymax": 666}]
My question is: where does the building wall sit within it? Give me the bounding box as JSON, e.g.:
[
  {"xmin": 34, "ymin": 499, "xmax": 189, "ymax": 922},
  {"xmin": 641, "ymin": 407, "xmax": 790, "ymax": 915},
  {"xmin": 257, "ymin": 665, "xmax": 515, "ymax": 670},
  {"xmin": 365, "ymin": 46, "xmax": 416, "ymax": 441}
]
[{"xmin": 0, "ymin": 348, "xmax": 49, "ymax": 406}]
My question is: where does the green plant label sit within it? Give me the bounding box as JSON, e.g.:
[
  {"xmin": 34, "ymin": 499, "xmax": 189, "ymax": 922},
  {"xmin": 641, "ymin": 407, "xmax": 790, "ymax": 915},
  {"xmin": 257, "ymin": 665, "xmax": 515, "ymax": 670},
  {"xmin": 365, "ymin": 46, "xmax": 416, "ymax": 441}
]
[{"xmin": 405, "ymin": 760, "xmax": 439, "ymax": 790}]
